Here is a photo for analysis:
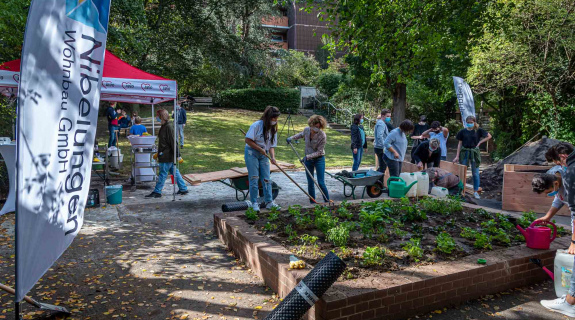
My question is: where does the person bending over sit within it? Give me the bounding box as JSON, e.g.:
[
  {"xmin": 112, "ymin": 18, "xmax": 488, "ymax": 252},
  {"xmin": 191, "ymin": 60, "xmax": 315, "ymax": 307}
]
[
  {"xmin": 412, "ymin": 138, "xmax": 441, "ymax": 169},
  {"xmin": 383, "ymin": 120, "xmax": 414, "ymax": 177}
]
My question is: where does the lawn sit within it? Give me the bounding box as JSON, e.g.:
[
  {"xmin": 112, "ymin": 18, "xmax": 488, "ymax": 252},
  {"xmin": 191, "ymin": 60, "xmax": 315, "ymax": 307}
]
[{"xmin": 95, "ymin": 107, "xmax": 375, "ymax": 175}]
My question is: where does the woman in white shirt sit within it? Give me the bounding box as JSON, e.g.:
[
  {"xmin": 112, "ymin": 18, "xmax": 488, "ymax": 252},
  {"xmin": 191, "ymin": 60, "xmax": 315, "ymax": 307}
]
[{"xmin": 244, "ymin": 106, "xmax": 282, "ymax": 212}]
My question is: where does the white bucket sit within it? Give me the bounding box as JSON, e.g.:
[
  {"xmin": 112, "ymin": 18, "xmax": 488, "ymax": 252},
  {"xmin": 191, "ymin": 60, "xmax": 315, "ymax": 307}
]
[
  {"xmin": 399, "ymin": 172, "xmax": 418, "ymax": 198},
  {"xmin": 430, "ymin": 186, "xmax": 449, "ymax": 198},
  {"xmin": 555, "ymin": 249, "xmax": 573, "ymax": 297}
]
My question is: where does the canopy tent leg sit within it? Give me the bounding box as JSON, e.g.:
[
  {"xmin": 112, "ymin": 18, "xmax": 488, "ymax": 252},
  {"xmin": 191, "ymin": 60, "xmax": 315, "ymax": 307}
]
[
  {"xmin": 151, "ymin": 104, "xmax": 155, "ymax": 136},
  {"xmin": 172, "ymin": 94, "xmax": 177, "ymax": 201}
]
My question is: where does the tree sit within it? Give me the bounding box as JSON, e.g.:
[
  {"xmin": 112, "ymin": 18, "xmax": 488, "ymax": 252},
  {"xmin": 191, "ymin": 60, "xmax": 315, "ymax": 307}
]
[
  {"xmin": 468, "ymin": 0, "xmax": 575, "ymax": 146},
  {"xmin": 0, "ymin": 0, "xmax": 29, "ymax": 61},
  {"xmin": 303, "ymin": 0, "xmax": 492, "ymax": 122}
]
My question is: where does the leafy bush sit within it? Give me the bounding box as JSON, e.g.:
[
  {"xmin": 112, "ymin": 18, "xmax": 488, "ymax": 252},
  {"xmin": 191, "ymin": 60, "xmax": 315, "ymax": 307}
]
[
  {"xmin": 460, "ymin": 227, "xmax": 478, "ymax": 240},
  {"xmin": 518, "ymin": 211, "xmax": 537, "ymax": 228},
  {"xmin": 327, "ymin": 225, "xmax": 350, "ymax": 247},
  {"xmin": 481, "ymin": 219, "xmax": 499, "ymax": 234},
  {"xmin": 362, "ymin": 246, "xmax": 386, "ymax": 266},
  {"xmin": 245, "ymin": 207, "xmax": 258, "ymax": 221},
  {"xmin": 315, "ymin": 210, "xmax": 339, "ymax": 234},
  {"xmin": 492, "ymin": 229, "xmax": 511, "ymax": 245},
  {"xmin": 216, "ymin": 88, "xmax": 299, "ymax": 114},
  {"xmin": 337, "ymin": 201, "xmax": 353, "ymax": 220},
  {"xmin": 403, "ymin": 238, "xmax": 424, "ymax": 260},
  {"xmin": 436, "ymin": 232, "xmax": 457, "ymax": 254},
  {"xmin": 316, "ymin": 72, "xmax": 343, "ymax": 97},
  {"xmin": 359, "ymin": 210, "xmax": 384, "ymax": 238},
  {"xmin": 474, "ymin": 233, "xmax": 492, "ymax": 250},
  {"xmin": 419, "ymin": 197, "xmax": 459, "ymax": 215},
  {"xmin": 496, "ymin": 214, "xmax": 514, "ymax": 231}
]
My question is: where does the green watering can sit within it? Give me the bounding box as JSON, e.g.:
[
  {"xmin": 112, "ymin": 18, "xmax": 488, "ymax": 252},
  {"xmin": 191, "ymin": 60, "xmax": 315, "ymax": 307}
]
[{"xmin": 387, "ymin": 176, "xmax": 418, "ymax": 198}]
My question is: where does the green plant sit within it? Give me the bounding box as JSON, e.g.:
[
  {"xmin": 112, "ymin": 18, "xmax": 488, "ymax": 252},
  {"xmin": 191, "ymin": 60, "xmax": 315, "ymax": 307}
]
[
  {"xmin": 446, "ymin": 218, "xmax": 457, "ymax": 228},
  {"xmin": 337, "ymin": 201, "xmax": 353, "ymax": 220},
  {"xmin": 496, "ymin": 214, "xmax": 514, "ymax": 231},
  {"xmin": 460, "ymin": 227, "xmax": 478, "ymax": 240},
  {"xmin": 245, "ymin": 207, "xmax": 258, "ymax": 221},
  {"xmin": 518, "ymin": 211, "xmax": 537, "ymax": 228},
  {"xmin": 392, "ymin": 226, "xmax": 408, "ymax": 238},
  {"xmin": 435, "ymin": 232, "xmax": 457, "ymax": 254},
  {"xmin": 264, "ymin": 222, "xmax": 278, "ymax": 231},
  {"xmin": 492, "ymin": 229, "xmax": 511, "ymax": 245},
  {"xmin": 514, "ymin": 234, "xmax": 526, "ymax": 242},
  {"xmin": 268, "ymin": 207, "xmax": 280, "ymax": 222},
  {"xmin": 419, "ymin": 197, "xmax": 451, "ymax": 215},
  {"xmin": 481, "ymin": 219, "xmax": 499, "ymax": 234},
  {"xmin": 359, "ymin": 210, "xmax": 384, "ymax": 238},
  {"xmin": 285, "ymin": 224, "xmax": 298, "ymax": 243},
  {"xmin": 288, "ymin": 205, "xmax": 302, "ymax": 217},
  {"xmin": 298, "ymin": 234, "xmax": 320, "ymax": 256},
  {"xmin": 476, "ymin": 208, "xmax": 492, "ymax": 219},
  {"xmin": 216, "ymin": 88, "xmax": 300, "ymax": 113},
  {"xmin": 327, "ymin": 225, "xmax": 350, "ymax": 247},
  {"xmin": 411, "ymin": 223, "xmax": 423, "ymax": 236},
  {"xmin": 400, "ymin": 204, "xmax": 427, "ymax": 223},
  {"xmin": 445, "ymin": 197, "xmax": 463, "ymax": 213},
  {"xmin": 553, "ymin": 220, "xmax": 567, "ymax": 234},
  {"xmin": 315, "ymin": 211, "xmax": 339, "ymax": 234},
  {"xmin": 464, "ymin": 213, "xmax": 478, "ymax": 223},
  {"xmin": 403, "ymin": 238, "xmax": 424, "ymax": 260},
  {"xmin": 362, "ymin": 246, "xmax": 386, "ymax": 266},
  {"xmin": 474, "ymin": 233, "xmax": 492, "ymax": 250},
  {"xmin": 300, "ymin": 234, "xmax": 318, "ymax": 246}
]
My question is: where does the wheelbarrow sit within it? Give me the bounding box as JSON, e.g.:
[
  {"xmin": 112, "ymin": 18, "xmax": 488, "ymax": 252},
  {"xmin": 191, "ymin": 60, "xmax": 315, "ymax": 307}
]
[
  {"xmin": 218, "ymin": 175, "xmax": 280, "ymax": 202},
  {"xmin": 326, "ymin": 169, "xmax": 384, "ymax": 199}
]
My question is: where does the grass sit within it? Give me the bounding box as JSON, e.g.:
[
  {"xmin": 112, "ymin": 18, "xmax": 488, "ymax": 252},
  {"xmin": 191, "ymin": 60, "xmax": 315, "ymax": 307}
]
[{"xmin": 96, "ymin": 107, "xmax": 375, "ymax": 174}]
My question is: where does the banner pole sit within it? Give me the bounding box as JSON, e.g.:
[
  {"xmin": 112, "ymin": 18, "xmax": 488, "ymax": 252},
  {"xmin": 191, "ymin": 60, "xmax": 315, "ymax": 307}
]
[{"xmin": 173, "ymin": 92, "xmax": 177, "ymax": 201}]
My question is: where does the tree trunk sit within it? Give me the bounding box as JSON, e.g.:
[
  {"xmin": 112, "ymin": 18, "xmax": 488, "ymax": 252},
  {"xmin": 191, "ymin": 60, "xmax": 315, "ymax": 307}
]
[{"xmin": 392, "ymin": 82, "xmax": 406, "ymax": 124}]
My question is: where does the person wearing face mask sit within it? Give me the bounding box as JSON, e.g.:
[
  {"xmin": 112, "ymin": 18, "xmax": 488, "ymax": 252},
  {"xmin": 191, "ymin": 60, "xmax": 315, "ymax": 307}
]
[
  {"xmin": 146, "ymin": 109, "xmax": 188, "ymax": 198},
  {"xmin": 532, "ymin": 170, "xmax": 568, "ymax": 226},
  {"xmin": 350, "ymin": 114, "xmax": 368, "ymax": 171},
  {"xmin": 453, "ymin": 115, "xmax": 492, "ymax": 199},
  {"xmin": 416, "ymin": 121, "xmax": 450, "ymax": 161},
  {"xmin": 374, "ymin": 109, "xmax": 394, "ymax": 178},
  {"xmin": 411, "ymin": 138, "xmax": 441, "ymax": 169},
  {"xmin": 287, "ymin": 115, "xmax": 329, "ymax": 203},
  {"xmin": 383, "ymin": 120, "xmax": 415, "ymax": 177},
  {"xmin": 244, "ymin": 106, "xmax": 282, "ymax": 212}
]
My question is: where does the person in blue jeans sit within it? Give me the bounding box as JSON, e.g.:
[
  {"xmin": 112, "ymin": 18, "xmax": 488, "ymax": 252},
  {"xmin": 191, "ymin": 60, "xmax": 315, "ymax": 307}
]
[
  {"xmin": 453, "ymin": 115, "xmax": 492, "ymax": 199},
  {"xmin": 106, "ymin": 102, "xmax": 119, "ymax": 147},
  {"xmin": 244, "ymin": 106, "xmax": 282, "ymax": 212},
  {"xmin": 350, "ymin": 114, "xmax": 367, "ymax": 171},
  {"xmin": 287, "ymin": 115, "xmax": 329, "ymax": 203},
  {"xmin": 146, "ymin": 109, "xmax": 188, "ymax": 198}
]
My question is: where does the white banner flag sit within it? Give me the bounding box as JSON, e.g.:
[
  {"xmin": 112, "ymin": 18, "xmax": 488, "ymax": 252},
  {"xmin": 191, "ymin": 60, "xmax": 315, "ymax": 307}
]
[
  {"xmin": 453, "ymin": 76, "xmax": 476, "ymax": 124},
  {"xmin": 16, "ymin": 0, "xmax": 111, "ymax": 302}
]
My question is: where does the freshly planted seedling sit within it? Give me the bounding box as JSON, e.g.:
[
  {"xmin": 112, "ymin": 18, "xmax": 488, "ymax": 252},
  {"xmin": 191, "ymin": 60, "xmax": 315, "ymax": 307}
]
[
  {"xmin": 315, "ymin": 212, "xmax": 339, "ymax": 234},
  {"xmin": 400, "ymin": 205, "xmax": 427, "ymax": 223},
  {"xmin": 359, "ymin": 210, "xmax": 384, "ymax": 238},
  {"xmin": 476, "ymin": 208, "xmax": 492, "ymax": 219},
  {"xmin": 445, "ymin": 197, "xmax": 463, "ymax": 213},
  {"xmin": 245, "ymin": 207, "xmax": 258, "ymax": 221},
  {"xmin": 481, "ymin": 219, "xmax": 499, "ymax": 234},
  {"xmin": 436, "ymin": 232, "xmax": 457, "ymax": 254},
  {"xmin": 403, "ymin": 238, "xmax": 424, "ymax": 260},
  {"xmin": 491, "ymin": 229, "xmax": 511, "ymax": 245},
  {"xmin": 460, "ymin": 227, "xmax": 478, "ymax": 240},
  {"xmin": 496, "ymin": 214, "xmax": 514, "ymax": 231},
  {"xmin": 285, "ymin": 224, "xmax": 298, "ymax": 243},
  {"xmin": 411, "ymin": 223, "xmax": 423, "ymax": 236},
  {"xmin": 518, "ymin": 211, "xmax": 537, "ymax": 228},
  {"xmin": 268, "ymin": 207, "xmax": 280, "ymax": 222},
  {"xmin": 264, "ymin": 222, "xmax": 278, "ymax": 231},
  {"xmin": 300, "ymin": 234, "xmax": 318, "ymax": 246},
  {"xmin": 327, "ymin": 225, "xmax": 350, "ymax": 247},
  {"xmin": 287, "ymin": 205, "xmax": 302, "ymax": 217},
  {"xmin": 474, "ymin": 233, "xmax": 492, "ymax": 250},
  {"xmin": 362, "ymin": 246, "xmax": 386, "ymax": 266},
  {"xmin": 337, "ymin": 201, "xmax": 353, "ymax": 220}
]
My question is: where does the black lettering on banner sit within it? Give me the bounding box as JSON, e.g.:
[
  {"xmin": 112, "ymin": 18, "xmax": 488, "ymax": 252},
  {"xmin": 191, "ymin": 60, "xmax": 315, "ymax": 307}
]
[
  {"xmin": 78, "ymin": 98, "xmax": 90, "ymax": 117},
  {"xmin": 80, "ymin": 35, "xmax": 102, "ymax": 65},
  {"xmin": 65, "ymin": 216, "xmax": 78, "ymax": 236},
  {"xmin": 71, "ymin": 151, "xmax": 84, "ymax": 170},
  {"xmin": 59, "ymin": 118, "xmax": 72, "ymax": 131},
  {"xmin": 73, "ymin": 129, "xmax": 87, "ymax": 147},
  {"xmin": 79, "ymin": 74, "xmax": 98, "ymax": 95},
  {"xmin": 65, "ymin": 172, "xmax": 83, "ymax": 193},
  {"xmin": 64, "ymin": 31, "xmax": 76, "ymax": 50}
]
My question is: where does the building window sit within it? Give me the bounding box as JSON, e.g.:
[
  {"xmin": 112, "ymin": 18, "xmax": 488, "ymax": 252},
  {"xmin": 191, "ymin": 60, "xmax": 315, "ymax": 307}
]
[{"xmin": 271, "ymin": 34, "xmax": 284, "ymax": 42}]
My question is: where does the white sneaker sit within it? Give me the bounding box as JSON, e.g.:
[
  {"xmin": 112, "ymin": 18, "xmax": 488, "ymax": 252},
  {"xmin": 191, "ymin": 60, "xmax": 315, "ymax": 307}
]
[
  {"xmin": 252, "ymin": 202, "xmax": 260, "ymax": 212},
  {"xmin": 541, "ymin": 295, "xmax": 575, "ymax": 317},
  {"xmin": 474, "ymin": 192, "xmax": 481, "ymax": 199},
  {"xmin": 266, "ymin": 201, "xmax": 281, "ymax": 210}
]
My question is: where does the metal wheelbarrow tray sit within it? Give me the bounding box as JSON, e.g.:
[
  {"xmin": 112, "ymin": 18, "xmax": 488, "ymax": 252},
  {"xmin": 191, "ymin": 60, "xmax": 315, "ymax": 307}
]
[{"xmin": 327, "ymin": 169, "xmax": 384, "ymax": 199}]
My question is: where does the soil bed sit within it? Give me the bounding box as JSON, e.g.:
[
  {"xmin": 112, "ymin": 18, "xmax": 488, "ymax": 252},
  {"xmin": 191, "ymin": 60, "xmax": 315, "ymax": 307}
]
[{"xmin": 239, "ymin": 197, "xmax": 566, "ymax": 280}]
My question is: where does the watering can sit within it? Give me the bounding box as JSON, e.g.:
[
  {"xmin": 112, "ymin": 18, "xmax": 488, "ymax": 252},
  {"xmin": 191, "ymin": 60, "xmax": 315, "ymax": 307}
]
[
  {"xmin": 516, "ymin": 221, "xmax": 557, "ymax": 250},
  {"xmin": 387, "ymin": 176, "xmax": 418, "ymax": 198}
]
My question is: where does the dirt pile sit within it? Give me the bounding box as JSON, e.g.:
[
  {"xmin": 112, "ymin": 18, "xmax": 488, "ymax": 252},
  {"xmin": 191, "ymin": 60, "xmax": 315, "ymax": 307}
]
[{"xmin": 480, "ymin": 137, "xmax": 561, "ymax": 198}]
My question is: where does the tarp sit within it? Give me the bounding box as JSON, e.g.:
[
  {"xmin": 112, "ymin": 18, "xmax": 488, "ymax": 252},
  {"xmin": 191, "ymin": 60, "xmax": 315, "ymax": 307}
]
[
  {"xmin": 15, "ymin": 0, "xmax": 111, "ymax": 302},
  {"xmin": 1, "ymin": 50, "xmax": 176, "ymax": 104}
]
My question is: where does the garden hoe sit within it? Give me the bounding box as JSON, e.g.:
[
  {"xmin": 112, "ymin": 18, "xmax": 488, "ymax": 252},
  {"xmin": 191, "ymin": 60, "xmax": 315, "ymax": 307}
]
[
  {"xmin": 239, "ymin": 128, "xmax": 319, "ymax": 205},
  {"xmin": 0, "ymin": 283, "xmax": 70, "ymax": 315}
]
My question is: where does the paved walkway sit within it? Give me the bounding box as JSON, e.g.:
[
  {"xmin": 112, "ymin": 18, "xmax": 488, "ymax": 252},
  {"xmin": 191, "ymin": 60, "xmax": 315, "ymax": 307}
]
[{"xmin": 0, "ymin": 167, "xmax": 570, "ymax": 320}]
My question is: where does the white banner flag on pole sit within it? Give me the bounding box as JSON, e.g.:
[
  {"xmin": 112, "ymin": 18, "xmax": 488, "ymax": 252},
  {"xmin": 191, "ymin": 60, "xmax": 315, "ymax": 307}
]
[
  {"xmin": 16, "ymin": 0, "xmax": 111, "ymax": 302},
  {"xmin": 453, "ymin": 76, "xmax": 476, "ymax": 124}
]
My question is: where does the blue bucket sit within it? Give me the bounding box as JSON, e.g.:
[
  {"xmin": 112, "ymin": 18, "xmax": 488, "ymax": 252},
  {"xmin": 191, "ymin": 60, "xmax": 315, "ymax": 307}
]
[{"xmin": 105, "ymin": 185, "xmax": 123, "ymax": 205}]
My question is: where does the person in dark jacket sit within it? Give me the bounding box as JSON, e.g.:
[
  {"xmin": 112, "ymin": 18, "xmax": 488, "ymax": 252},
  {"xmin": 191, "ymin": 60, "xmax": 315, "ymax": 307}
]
[
  {"xmin": 453, "ymin": 115, "xmax": 492, "ymax": 199},
  {"xmin": 412, "ymin": 138, "xmax": 441, "ymax": 169},
  {"xmin": 374, "ymin": 109, "xmax": 394, "ymax": 177},
  {"xmin": 106, "ymin": 102, "xmax": 119, "ymax": 147},
  {"xmin": 172, "ymin": 102, "xmax": 187, "ymax": 148},
  {"xmin": 146, "ymin": 109, "xmax": 188, "ymax": 198},
  {"xmin": 350, "ymin": 114, "xmax": 367, "ymax": 171},
  {"xmin": 540, "ymin": 142, "xmax": 575, "ymax": 316}
]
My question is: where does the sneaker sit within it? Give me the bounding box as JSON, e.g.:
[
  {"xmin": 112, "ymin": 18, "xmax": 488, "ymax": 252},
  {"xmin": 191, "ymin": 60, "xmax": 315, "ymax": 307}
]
[
  {"xmin": 176, "ymin": 190, "xmax": 188, "ymax": 195},
  {"xmin": 474, "ymin": 192, "xmax": 481, "ymax": 199},
  {"xmin": 541, "ymin": 295, "xmax": 575, "ymax": 317},
  {"xmin": 252, "ymin": 202, "xmax": 260, "ymax": 212},
  {"xmin": 265, "ymin": 201, "xmax": 281, "ymax": 210},
  {"xmin": 145, "ymin": 192, "xmax": 161, "ymax": 198}
]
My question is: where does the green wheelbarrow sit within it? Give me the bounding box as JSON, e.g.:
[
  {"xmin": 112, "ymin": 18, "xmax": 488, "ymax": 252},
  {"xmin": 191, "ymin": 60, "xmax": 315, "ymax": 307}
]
[
  {"xmin": 218, "ymin": 175, "xmax": 280, "ymax": 201},
  {"xmin": 326, "ymin": 169, "xmax": 384, "ymax": 199}
]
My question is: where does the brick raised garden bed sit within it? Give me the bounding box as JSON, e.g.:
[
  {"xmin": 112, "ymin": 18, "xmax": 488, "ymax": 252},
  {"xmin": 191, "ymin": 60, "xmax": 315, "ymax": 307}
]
[{"xmin": 214, "ymin": 199, "xmax": 570, "ymax": 320}]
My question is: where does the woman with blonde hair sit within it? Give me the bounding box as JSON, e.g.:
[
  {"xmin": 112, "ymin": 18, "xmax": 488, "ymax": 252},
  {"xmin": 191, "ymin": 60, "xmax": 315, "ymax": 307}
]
[
  {"xmin": 146, "ymin": 109, "xmax": 188, "ymax": 198},
  {"xmin": 287, "ymin": 115, "xmax": 330, "ymax": 203},
  {"xmin": 453, "ymin": 115, "xmax": 492, "ymax": 199},
  {"xmin": 244, "ymin": 106, "xmax": 282, "ymax": 212}
]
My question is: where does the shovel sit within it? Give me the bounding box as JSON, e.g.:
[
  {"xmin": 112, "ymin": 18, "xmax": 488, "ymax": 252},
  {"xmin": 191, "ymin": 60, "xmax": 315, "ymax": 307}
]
[
  {"xmin": 0, "ymin": 283, "xmax": 70, "ymax": 314},
  {"xmin": 287, "ymin": 140, "xmax": 332, "ymax": 204}
]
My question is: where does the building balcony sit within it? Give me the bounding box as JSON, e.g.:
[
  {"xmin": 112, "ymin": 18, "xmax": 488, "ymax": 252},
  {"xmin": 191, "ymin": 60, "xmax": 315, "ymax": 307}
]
[
  {"xmin": 270, "ymin": 40, "xmax": 288, "ymax": 50},
  {"xmin": 262, "ymin": 16, "xmax": 289, "ymax": 32}
]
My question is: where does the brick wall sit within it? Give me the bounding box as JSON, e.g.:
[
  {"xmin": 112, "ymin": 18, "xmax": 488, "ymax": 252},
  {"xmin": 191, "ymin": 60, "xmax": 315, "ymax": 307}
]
[{"xmin": 214, "ymin": 204, "xmax": 568, "ymax": 320}]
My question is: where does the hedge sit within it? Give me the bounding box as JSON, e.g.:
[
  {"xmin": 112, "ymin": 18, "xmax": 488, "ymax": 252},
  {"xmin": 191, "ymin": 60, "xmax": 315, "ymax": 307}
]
[{"xmin": 215, "ymin": 88, "xmax": 299, "ymax": 114}]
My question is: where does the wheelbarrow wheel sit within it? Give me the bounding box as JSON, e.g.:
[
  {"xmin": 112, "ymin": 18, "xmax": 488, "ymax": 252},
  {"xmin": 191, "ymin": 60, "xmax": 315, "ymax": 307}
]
[
  {"xmin": 258, "ymin": 181, "xmax": 280, "ymax": 200},
  {"xmin": 366, "ymin": 181, "xmax": 384, "ymax": 198}
]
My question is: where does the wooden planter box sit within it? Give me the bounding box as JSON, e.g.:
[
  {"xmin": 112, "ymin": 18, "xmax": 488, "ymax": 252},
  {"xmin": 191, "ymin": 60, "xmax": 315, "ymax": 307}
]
[{"xmin": 502, "ymin": 164, "xmax": 569, "ymax": 215}]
